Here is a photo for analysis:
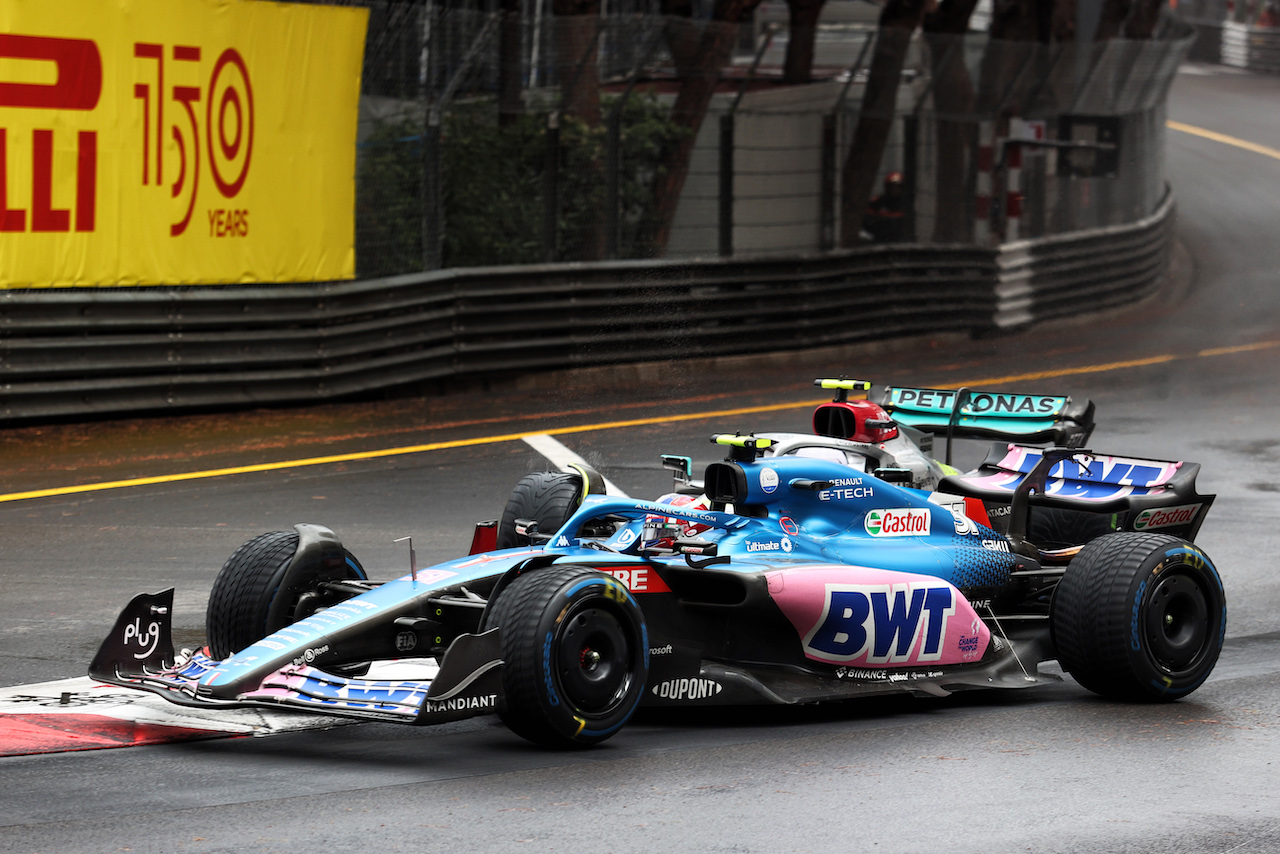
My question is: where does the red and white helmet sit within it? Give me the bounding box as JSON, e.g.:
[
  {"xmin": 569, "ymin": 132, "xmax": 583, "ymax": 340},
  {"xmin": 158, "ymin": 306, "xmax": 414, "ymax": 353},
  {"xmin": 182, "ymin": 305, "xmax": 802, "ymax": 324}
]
[{"xmin": 645, "ymin": 493, "xmax": 712, "ymax": 542}]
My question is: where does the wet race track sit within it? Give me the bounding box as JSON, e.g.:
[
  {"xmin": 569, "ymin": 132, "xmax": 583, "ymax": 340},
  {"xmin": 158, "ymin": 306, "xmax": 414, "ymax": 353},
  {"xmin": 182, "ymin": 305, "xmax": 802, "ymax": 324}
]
[{"xmin": 2, "ymin": 65, "xmax": 1280, "ymax": 853}]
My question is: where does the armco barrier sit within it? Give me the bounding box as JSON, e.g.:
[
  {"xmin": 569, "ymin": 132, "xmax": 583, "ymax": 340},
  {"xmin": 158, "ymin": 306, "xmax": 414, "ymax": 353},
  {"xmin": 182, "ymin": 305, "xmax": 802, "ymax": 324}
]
[
  {"xmin": 0, "ymin": 189, "xmax": 1174, "ymax": 423},
  {"xmin": 1185, "ymin": 17, "xmax": 1280, "ymax": 72},
  {"xmin": 994, "ymin": 191, "xmax": 1174, "ymax": 329},
  {"xmin": 1222, "ymin": 21, "xmax": 1280, "ymax": 73}
]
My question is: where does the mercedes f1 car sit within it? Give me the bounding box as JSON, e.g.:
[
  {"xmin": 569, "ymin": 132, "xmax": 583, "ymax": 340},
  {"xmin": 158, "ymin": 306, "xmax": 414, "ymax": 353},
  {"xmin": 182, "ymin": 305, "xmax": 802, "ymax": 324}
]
[
  {"xmin": 91, "ymin": 435, "xmax": 1225, "ymax": 749},
  {"xmin": 800, "ymin": 378, "xmax": 1096, "ymax": 488},
  {"xmin": 497, "ymin": 379, "xmax": 1101, "ymax": 550}
]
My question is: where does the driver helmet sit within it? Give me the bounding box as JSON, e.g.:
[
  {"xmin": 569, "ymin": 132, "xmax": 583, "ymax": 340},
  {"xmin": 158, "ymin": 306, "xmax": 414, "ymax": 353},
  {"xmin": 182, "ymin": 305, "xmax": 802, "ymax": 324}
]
[{"xmin": 644, "ymin": 493, "xmax": 712, "ymax": 545}]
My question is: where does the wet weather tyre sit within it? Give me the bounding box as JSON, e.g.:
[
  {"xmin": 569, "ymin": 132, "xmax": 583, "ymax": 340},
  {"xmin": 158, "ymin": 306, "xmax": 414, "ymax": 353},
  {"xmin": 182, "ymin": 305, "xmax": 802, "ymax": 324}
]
[
  {"xmin": 1051, "ymin": 532, "xmax": 1226, "ymax": 702},
  {"xmin": 205, "ymin": 530, "xmax": 366, "ymax": 659},
  {"xmin": 497, "ymin": 472, "xmax": 583, "ymax": 549},
  {"xmin": 488, "ymin": 565, "xmax": 648, "ymax": 747}
]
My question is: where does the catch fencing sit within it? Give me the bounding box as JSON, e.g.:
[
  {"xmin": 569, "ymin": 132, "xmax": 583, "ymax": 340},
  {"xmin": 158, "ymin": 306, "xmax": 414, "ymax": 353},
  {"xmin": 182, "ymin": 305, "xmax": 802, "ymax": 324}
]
[{"xmin": 348, "ymin": 6, "xmax": 1192, "ymax": 273}]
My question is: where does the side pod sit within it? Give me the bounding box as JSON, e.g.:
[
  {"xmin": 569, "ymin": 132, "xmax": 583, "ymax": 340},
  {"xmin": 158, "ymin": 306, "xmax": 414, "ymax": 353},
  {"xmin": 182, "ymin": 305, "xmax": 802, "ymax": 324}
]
[{"xmin": 89, "ymin": 589, "xmax": 176, "ymax": 682}]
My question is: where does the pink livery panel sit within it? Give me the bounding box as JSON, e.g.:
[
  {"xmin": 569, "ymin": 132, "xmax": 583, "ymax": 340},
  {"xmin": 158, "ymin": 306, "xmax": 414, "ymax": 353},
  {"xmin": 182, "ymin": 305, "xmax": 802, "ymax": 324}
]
[{"xmin": 766, "ymin": 566, "xmax": 990, "ymax": 667}]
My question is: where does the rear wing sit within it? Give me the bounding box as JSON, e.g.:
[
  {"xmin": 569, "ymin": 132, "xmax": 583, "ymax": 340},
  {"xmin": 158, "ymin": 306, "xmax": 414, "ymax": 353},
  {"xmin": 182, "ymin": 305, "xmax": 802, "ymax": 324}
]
[
  {"xmin": 881, "ymin": 386, "xmax": 1095, "ymax": 447},
  {"xmin": 937, "ymin": 445, "xmax": 1214, "ymax": 542}
]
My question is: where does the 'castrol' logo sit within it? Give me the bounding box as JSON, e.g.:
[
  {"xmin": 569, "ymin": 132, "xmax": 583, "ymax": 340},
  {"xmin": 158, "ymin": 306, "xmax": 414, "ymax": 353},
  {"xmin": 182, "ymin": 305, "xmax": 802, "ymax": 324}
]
[
  {"xmin": 1133, "ymin": 504, "xmax": 1201, "ymax": 531},
  {"xmin": 865, "ymin": 508, "xmax": 931, "ymax": 537}
]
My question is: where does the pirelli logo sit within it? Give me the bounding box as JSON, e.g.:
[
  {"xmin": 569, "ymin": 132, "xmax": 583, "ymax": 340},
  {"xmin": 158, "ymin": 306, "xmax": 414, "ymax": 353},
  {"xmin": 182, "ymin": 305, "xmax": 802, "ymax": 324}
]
[{"xmin": 0, "ymin": 35, "xmax": 101, "ymax": 234}]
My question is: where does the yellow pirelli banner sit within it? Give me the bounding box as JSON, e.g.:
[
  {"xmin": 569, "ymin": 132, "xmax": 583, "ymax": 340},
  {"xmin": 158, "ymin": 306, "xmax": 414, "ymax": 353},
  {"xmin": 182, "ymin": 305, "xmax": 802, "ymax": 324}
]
[{"xmin": 0, "ymin": 0, "xmax": 368, "ymax": 287}]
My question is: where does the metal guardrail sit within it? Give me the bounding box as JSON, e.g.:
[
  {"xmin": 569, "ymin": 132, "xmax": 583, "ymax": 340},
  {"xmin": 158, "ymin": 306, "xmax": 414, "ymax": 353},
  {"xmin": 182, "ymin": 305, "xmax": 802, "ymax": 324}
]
[
  {"xmin": 1222, "ymin": 21, "xmax": 1280, "ymax": 73},
  {"xmin": 0, "ymin": 190, "xmax": 1175, "ymax": 423},
  {"xmin": 1184, "ymin": 17, "xmax": 1280, "ymax": 72},
  {"xmin": 993, "ymin": 190, "xmax": 1174, "ymax": 329}
]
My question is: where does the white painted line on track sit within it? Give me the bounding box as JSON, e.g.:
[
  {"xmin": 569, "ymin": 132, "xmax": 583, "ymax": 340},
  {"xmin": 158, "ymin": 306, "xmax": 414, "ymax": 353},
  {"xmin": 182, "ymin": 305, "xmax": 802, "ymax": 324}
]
[{"xmin": 521, "ymin": 434, "xmax": 630, "ymax": 497}]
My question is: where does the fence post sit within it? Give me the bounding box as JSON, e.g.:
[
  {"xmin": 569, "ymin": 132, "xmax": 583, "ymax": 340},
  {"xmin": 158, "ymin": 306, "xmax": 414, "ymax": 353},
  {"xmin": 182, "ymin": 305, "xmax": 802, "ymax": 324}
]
[
  {"xmin": 1005, "ymin": 140, "xmax": 1023, "ymax": 241},
  {"xmin": 820, "ymin": 114, "xmax": 835, "ymax": 251},
  {"xmin": 603, "ymin": 23, "xmax": 664, "ymax": 260},
  {"xmin": 718, "ymin": 113, "xmax": 734, "ymax": 258},
  {"xmin": 718, "ymin": 25, "xmax": 776, "ymax": 259},
  {"xmin": 826, "ymin": 32, "xmax": 876, "ymax": 252},
  {"xmin": 423, "ymin": 108, "xmax": 443, "ymax": 270},
  {"xmin": 902, "ymin": 113, "xmax": 918, "ymax": 242},
  {"xmin": 605, "ymin": 110, "xmax": 621, "ymax": 259},
  {"xmin": 543, "ymin": 112, "xmax": 560, "ymax": 263},
  {"xmin": 974, "ymin": 121, "xmax": 994, "ymax": 246},
  {"xmin": 421, "ymin": 13, "xmax": 500, "ymax": 271}
]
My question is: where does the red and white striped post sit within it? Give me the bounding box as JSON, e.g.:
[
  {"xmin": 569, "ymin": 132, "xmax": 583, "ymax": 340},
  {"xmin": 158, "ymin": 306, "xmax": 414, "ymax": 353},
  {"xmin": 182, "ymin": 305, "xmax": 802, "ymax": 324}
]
[
  {"xmin": 1004, "ymin": 119, "xmax": 1045, "ymax": 243},
  {"xmin": 1005, "ymin": 141, "xmax": 1024, "ymax": 242},
  {"xmin": 975, "ymin": 121, "xmax": 994, "ymax": 245}
]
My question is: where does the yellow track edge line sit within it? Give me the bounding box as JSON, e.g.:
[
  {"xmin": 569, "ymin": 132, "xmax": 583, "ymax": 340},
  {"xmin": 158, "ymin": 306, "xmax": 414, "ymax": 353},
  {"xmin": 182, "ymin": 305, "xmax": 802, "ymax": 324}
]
[
  {"xmin": 4, "ymin": 341, "xmax": 1277, "ymax": 504},
  {"xmin": 1167, "ymin": 120, "xmax": 1280, "ymax": 162},
  {"xmin": 0, "ymin": 400, "xmax": 808, "ymax": 504}
]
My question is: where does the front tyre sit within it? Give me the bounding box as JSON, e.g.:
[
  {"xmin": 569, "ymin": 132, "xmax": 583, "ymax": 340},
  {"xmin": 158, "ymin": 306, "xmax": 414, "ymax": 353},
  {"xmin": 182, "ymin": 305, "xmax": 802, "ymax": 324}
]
[
  {"xmin": 1052, "ymin": 532, "xmax": 1225, "ymax": 702},
  {"xmin": 487, "ymin": 565, "xmax": 648, "ymax": 747},
  {"xmin": 206, "ymin": 529, "xmax": 366, "ymax": 659}
]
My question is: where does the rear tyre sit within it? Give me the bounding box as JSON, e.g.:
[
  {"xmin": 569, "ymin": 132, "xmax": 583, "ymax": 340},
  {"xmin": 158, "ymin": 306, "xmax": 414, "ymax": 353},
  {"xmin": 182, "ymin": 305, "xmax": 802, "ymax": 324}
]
[
  {"xmin": 1051, "ymin": 532, "xmax": 1225, "ymax": 701},
  {"xmin": 205, "ymin": 530, "xmax": 367, "ymax": 659},
  {"xmin": 497, "ymin": 472, "xmax": 583, "ymax": 549},
  {"xmin": 487, "ymin": 565, "xmax": 648, "ymax": 747}
]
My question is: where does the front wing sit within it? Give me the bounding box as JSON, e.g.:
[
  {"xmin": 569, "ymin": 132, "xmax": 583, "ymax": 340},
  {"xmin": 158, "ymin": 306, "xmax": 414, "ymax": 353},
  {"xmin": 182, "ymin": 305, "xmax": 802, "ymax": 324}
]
[{"xmin": 89, "ymin": 589, "xmax": 504, "ymax": 726}]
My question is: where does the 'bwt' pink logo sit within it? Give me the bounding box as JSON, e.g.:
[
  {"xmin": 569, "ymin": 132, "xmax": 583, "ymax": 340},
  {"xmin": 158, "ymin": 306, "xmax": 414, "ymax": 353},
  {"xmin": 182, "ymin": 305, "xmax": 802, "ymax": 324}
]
[{"xmin": 0, "ymin": 34, "xmax": 254, "ymax": 239}]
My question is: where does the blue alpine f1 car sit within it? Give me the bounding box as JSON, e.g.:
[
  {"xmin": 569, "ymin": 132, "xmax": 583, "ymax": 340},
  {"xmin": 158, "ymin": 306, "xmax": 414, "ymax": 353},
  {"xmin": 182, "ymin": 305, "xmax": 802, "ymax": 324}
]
[{"xmin": 91, "ymin": 431, "xmax": 1225, "ymax": 748}]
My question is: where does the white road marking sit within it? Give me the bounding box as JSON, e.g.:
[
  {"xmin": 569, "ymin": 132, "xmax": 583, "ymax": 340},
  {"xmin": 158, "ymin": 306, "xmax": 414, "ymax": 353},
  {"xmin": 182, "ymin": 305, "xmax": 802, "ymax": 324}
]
[{"xmin": 521, "ymin": 434, "xmax": 630, "ymax": 497}]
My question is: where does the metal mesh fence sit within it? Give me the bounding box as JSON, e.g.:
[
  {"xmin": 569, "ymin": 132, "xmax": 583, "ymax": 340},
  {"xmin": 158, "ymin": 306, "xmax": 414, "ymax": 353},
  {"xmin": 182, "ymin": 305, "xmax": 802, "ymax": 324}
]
[
  {"xmin": 326, "ymin": 2, "xmax": 1193, "ymax": 276},
  {"xmin": 902, "ymin": 28, "xmax": 1189, "ymax": 244}
]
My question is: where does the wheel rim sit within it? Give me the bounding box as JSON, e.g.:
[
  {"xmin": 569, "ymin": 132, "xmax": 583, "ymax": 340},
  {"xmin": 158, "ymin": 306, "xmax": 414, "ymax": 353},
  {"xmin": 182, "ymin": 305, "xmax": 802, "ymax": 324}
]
[
  {"xmin": 555, "ymin": 605, "xmax": 633, "ymax": 715},
  {"xmin": 1144, "ymin": 570, "xmax": 1213, "ymax": 675}
]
